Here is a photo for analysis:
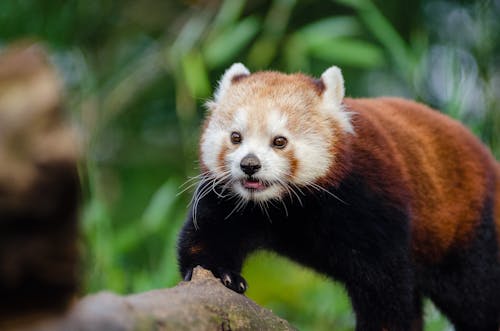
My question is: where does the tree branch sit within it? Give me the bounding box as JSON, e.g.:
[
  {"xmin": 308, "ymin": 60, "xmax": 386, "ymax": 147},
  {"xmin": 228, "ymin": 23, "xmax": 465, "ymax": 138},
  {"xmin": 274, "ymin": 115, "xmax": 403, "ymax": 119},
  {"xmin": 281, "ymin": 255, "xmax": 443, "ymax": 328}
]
[{"xmin": 13, "ymin": 267, "xmax": 296, "ymax": 331}]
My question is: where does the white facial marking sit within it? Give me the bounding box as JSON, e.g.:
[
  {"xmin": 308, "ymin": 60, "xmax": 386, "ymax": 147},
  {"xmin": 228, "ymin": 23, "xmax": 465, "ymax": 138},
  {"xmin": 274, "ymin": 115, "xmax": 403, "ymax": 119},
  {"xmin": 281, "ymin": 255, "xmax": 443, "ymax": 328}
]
[
  {"xmin": 293, "ymin": 132, "xmax": 332, "ymax": 185},
  {"xmin": 232, "ymin": 108, "xmax": 248, "ymax": 132},
  {"xmin": 200, "ymin": 119, "xmax": 226, "ymax": 174},
  {"xmin": 267, "ymin": 110, "xmax": 288, "ymax": 135}
]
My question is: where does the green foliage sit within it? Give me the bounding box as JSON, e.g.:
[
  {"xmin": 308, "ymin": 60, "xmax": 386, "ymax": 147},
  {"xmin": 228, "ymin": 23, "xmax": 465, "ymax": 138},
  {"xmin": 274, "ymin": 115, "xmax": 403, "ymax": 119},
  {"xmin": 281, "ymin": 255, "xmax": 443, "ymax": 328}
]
[
  {"xmin": 1, "ymin": 0, "xmax": 499, "ymax": 330},
  {"xmin": 204, "ymin": 16, "xmax": 261, "ymax": 67}
]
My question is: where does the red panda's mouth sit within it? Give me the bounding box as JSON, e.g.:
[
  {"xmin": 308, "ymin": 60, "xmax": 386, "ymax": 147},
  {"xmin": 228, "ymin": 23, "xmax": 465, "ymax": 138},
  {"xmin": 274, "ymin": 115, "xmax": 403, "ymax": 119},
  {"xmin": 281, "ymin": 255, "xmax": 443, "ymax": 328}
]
[{"xmin": 241, "ymin": 178, "xmax": 269, "ymax": 191}]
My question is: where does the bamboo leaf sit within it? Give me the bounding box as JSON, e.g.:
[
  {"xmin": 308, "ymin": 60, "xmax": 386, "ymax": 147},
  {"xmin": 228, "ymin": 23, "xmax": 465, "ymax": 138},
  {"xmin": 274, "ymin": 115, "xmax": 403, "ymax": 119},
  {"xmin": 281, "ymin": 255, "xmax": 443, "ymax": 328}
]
[
  {"xmin": 182, "ymin": 51, "xmax": 211, "ymax": 98},
  {"xmin": 211, "ymin": 0, "xmax": 247, "ymax": 32},
  {"xmin": 309, "ymin": 38, "xmax": 385, "ymax": 68},
  {"xmin": 203, "ymin": 16, "xmax": 261, "ymax": 68},
  {"xmin": 141, "ymin": 180, "xmax": 179, "ymax": 230},
  {"xmin": 297, "ymin": 16, "xmax": 362, "ymax": 39},
  {"xmin": 247, "ymin": 0, "xmax": 297, "ymax": 68},
  {"xmin": 283, "ymin": 35, "xmax": 309, "ymax": 72},
  {"xmin": 335, "ymin": 0, "xmax": 411, "ymax": 75}
]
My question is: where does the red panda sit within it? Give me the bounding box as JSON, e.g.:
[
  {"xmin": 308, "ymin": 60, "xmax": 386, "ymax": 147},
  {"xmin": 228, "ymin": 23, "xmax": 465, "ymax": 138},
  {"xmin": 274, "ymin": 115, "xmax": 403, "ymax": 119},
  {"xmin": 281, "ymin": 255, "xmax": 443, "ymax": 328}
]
[{"xmin": 177, "ymin": 63, "xmax": 500, "ymax": 331}]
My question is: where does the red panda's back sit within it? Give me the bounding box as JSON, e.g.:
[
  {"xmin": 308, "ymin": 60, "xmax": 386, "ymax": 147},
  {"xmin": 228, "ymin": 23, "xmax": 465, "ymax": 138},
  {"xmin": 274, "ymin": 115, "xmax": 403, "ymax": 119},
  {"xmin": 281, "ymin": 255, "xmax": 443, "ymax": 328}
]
[{"xmin": 344, "ymin": 97, "xmax": 499, "ymax": 263}]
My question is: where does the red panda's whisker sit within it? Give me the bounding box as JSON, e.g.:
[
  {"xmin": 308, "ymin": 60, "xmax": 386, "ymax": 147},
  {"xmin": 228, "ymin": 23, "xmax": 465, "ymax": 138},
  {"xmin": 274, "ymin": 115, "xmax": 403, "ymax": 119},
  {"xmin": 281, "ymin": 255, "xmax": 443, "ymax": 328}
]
[
  {"xmin": 225, "ymin": 196, "xmax": 248, "ymax": 220},
  {"xmin": 178, "ymin": 179, "xmax": 207, "ymax": 196},
  {"xmin": 276, "ymin": 180, "xmax": 294, "ymax": 203},
  {"xmin": 272, "ymin": 177, "xmax": 299, "ymax": 204},
  {"xmin": 306, "ymin": 181, "xmax": 348, "ymax": 205},
  {"xmin": 278, "ymin": 197, "xmax": 289, "ymax": 217},
  {"xmin": 211, "ymin": 174, "xmax": 232, "ymax": 198},
  {"xmin": 192, "ymin": 184, "xmax": 213, "ymax": 229},
  {"xmin": 179, "ymin": 168, "xmax": 222, "ymax": 194},
  {"xmin": 281, "ymin": 181, "xmax": 304, "ymax": 207},
  {"xmin": 177, "ymin": 172, "xmax": 214, "ymax": 196},
  {"xmin": 259, "ymin": 200, "xmax": 273, "ymax": 223},
  {"xmin": 192, "ymin": 172, "xmax": 229, "ymax": 228},
  {"xmin": 178, "ymin": 171, "xmax": 211, "ymax": 189}
]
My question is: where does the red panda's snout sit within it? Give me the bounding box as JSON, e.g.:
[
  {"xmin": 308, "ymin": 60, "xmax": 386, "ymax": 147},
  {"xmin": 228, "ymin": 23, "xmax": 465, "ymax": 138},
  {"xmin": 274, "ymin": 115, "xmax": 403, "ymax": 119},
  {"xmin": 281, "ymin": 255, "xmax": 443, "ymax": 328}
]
[
  {"xmin": 239, "ymin": 154, "xmax": 271, "ymax": 192},
  {"xmin": 240, "ymin": 153, "xmax": 261, "ymax": 176},
  {"xmin": 227, "ymin": 135, "xmax": 291, "ymax": 202}
]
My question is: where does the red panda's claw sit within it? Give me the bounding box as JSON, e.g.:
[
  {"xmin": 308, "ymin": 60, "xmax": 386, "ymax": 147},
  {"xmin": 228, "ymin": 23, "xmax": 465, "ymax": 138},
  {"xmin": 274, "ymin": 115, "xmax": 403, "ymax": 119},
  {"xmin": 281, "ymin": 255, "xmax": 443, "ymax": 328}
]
[{"xmin": 217, "ymin": 269, "xmax": 247, "ymax": 294}]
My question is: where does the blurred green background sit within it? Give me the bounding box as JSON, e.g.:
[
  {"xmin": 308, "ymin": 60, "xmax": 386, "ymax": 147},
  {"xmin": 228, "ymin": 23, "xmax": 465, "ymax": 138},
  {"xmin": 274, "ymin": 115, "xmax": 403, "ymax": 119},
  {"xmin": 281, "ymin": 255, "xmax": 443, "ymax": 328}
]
[{"xmin": 1, "ymin": 0, "xmax": 499, "ymax": 330}]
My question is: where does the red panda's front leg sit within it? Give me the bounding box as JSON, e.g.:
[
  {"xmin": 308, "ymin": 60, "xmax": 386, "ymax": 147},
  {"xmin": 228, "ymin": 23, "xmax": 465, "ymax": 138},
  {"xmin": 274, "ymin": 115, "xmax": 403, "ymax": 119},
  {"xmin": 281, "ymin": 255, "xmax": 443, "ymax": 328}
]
[
  {"xmin": 177, "ymin": 217, "xmax": 247, "ymax": 293},
  {"xmin": 177, "ymin": 192, "xmax": 265, "ymax": 293}
]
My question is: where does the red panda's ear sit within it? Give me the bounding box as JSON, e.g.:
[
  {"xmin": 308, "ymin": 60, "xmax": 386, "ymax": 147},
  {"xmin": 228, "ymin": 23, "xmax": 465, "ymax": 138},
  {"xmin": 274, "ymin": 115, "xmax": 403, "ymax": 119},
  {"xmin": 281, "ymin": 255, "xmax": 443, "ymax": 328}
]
[
  {"xmin": 320, "ymin": 66, "xmax": 345, "ymax": 109},
  {"xmin": 214, "ymin": 63, "xmax": 250, "ymax": 103},
  {"xmin": 319, "ymin": 66, "xmax": 353, "ymax": 133}
]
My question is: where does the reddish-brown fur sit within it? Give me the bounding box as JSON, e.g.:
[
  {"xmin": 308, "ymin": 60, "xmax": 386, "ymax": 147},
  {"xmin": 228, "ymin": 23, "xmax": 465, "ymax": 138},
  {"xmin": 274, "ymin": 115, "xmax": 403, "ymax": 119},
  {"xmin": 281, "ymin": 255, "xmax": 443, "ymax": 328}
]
[
  {"xmin": 495, "ymin": 164, "xmax": 500, "ymax": 244},
  {"xmin": 341, "ymin": 98, "xmax": 499, "ymax": 263},
  {"xmin": 189, "ymin": 244, "xmax": 204, "ymax": 255},
  {"xmin": 283, "ymin": 149, "xmax": 299, "ymax": 179}
]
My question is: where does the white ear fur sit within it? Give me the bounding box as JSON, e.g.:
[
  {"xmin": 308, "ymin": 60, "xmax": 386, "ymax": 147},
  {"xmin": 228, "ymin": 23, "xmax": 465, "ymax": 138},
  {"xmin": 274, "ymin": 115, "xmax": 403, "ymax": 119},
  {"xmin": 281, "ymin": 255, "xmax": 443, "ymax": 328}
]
[
  {"xmin": 320, "ymin": 66, "xmax": 345, "ymax": 107},
  {"xmin": 214, "ymin": 63, "xmax": 250, "ymax": 102},
  {"xmin": 320, "ymin": 66, "xmax": 353, "ymax": 133}
]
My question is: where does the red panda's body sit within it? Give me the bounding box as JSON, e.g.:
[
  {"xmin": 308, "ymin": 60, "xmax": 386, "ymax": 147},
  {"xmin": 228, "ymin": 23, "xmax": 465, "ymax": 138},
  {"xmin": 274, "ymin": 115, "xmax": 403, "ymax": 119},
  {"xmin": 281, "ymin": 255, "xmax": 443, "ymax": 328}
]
[
  {"xmin": 177, "ymin": 64, "xmax": 500, "ymax": 331},
  {"xmin": 344, "ymin": 97, "xmax": 500, "ymax": 263}
]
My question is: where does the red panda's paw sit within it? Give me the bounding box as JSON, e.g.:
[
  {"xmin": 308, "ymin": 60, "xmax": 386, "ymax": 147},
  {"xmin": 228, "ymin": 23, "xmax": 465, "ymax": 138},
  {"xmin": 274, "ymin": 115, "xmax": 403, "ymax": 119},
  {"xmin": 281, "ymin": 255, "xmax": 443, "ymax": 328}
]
[
  {"xmin": 217, "ymin": 268, "xmax": 247, "ymax": 294},
  {"xmin": 183, "ymin": 266, "xmax": 247, "ymax": 293}
]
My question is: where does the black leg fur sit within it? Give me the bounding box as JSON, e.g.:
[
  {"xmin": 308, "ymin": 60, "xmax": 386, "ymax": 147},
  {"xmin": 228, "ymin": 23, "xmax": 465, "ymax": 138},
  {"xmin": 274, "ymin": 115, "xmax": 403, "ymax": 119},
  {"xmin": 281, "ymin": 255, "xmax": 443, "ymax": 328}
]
[
  {"xmin": 345, "ymin": 263, "xmax": 416, "ymax": 331},
  {"xmin": 419, "ymin": 198, "xmax": 500, "ymax": 331},
  {"xmin": 177, "ymin": 214, "xmax": 251, "ymax": 293},
  {"xmin": 177, "ymin": 182, "xmax": 266, "ymax": 292}
]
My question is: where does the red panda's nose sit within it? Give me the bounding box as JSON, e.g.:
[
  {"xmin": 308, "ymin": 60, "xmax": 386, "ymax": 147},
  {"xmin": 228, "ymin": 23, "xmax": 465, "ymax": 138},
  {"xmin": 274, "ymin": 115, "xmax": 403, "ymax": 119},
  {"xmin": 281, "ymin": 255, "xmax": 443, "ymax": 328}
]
[{"xmin": 240, "ymin": 154, "xmax": 261, "ymax": 176}]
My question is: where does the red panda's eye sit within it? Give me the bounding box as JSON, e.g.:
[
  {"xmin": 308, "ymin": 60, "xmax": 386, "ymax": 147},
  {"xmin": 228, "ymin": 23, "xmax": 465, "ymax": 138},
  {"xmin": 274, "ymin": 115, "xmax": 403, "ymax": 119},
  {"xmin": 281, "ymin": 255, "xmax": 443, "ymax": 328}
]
[
  {"xmin": 272, "ymin": 136, "xmax": 287, "ymax": 149},
  {"xmin": 230, "ymin": 132, "xmax": 242, "ymax": 144}
]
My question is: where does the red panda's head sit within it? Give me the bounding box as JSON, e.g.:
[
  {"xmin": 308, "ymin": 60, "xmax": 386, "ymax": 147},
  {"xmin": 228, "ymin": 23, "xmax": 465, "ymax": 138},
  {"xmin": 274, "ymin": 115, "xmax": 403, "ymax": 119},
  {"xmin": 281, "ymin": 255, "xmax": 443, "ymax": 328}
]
[{"xmin": 200, "ymin": 63, "xmax": 353, "ymax": 203}]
